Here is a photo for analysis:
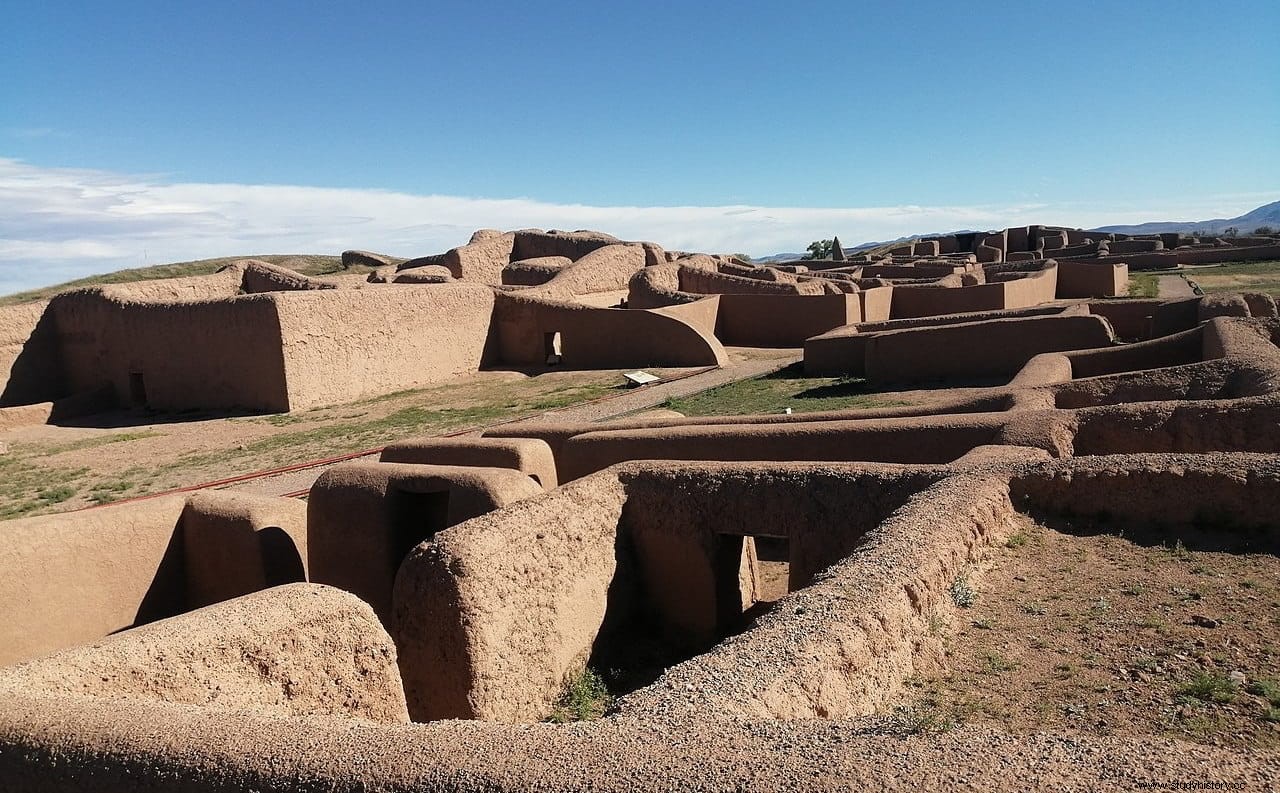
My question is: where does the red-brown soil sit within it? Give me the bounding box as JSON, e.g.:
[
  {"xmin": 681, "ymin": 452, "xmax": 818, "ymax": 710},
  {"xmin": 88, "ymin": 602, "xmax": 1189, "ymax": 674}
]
[{"xmin": 894, "ymin": 517, "xmax": 1280, "ymax": 749}]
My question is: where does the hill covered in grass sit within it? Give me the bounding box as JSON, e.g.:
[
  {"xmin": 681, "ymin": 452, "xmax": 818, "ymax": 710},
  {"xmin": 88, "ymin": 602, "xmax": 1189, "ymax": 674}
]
[{"xmin": 0, "ymin": 254, "xmax": 356, "ymax": 306}]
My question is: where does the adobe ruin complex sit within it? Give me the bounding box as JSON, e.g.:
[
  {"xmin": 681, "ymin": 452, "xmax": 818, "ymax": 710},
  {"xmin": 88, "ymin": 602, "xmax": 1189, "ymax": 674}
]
[{"xmin": 0, "ymin": 225, "xmax": 1278, "ymax": 790}]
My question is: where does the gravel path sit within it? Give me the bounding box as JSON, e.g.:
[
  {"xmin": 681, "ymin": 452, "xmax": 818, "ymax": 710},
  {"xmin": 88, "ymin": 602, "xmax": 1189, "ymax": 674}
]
[
  {"xmin": 226, "ymin": 350, "xmax": 800, "ymax": 498},
  {"xmin": 1157, "ymin": 273, "xmax": 1196, "ymax": 298}
]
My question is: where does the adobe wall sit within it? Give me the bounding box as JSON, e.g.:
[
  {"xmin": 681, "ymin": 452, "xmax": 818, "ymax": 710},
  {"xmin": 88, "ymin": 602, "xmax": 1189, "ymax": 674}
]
[
  {"xmin": 392, "ymin": 471, "xmax": 629, "ymax": 721},
  {"xmin": 51, "ymin": 289, "xmax": 292, "ymax": 412},
  {"xmin": 274, "ymin": 284, "xmax": 497, "ymax": 410},
  {"xmin": 554, "ymin": 413, "xmax": 1007, "ymax": 481},
  {"xmin": 181, "ymin": 491, "xmax": 309, "ymax": 610},
  {"xmin": 511, "ymin": 229, "xmax": 621, "ymax": 262},
  {"xmin": 442, "ymin": 231, "xmax": 516, "ymax": 283},
  {"xmin": 859, "ymin": 285, "xmax": 893, "ymax": 322},
  {"xmin": 0, "ymin": 584, "xmax": 409, "ymax": 723},
  {"xmin": 0, "ymin": 495, "xmax": 189, "ymax": 667},
  {"xmin": 1068, "ymin": 396, "xmax": 1280, "ymax": 456},
  {"xmin": 888, "ymin": 270, "xmax": 1053, "ymax": 320},
  {"xmin": 501, "ymin": 256, "xmax": 570, "ymax": 286},
  {"xmin": 626, "ymin": 262, "xmax": 699, "ymax": 309},
  {"xmin": 804, "ymin": 304, "xmax": 1082, "ymax": 376},
  {"xmin": 527, "ymin": 244, "xmax": 648, "ymax": 298},
  {"xmin": 1087, "ymin": 299, "xmax": 1163, "ymax": 340},
  {"xmin": 1064, "ymin": 325, "xmax": 1203, "ymax": 378},
  {"xmin": 1056, "ymin": 259, "xmax": 1127, "ymax": 298},
  {"xmin": 307, "ymin": 461, "xmax": 543, "ymax": 624},
  {"xmin": 1013, "ymin": 454, "xmax": 1280, "ymax": 532},
  {"xmin": 380, "ymin": 436, "xmax": 558, "ymax": 489},
  {"xmin": 679, "ymin": 266, "xmax": 827, "ymax": 297},
  {"xmin": 614, "ymin": 469, "xmax": 1015, "ymax": 723},
  {"xmin": 491, "ymin": 291, "xmax": 727, "ymax": 368},
  {"xmin": 0, "ymin": 301, "xmax": 62, "ymax": 406},
  {"xmin": 716, "ymin": 293, "xmax": 861, "ymax": 347},
  {"xmin": 240, "ymin": 260, "xmax": 336, "ymax": 292},
  {"xmin": 864, "ymin": 314, "xmax": 1115, "ymax": 384}
]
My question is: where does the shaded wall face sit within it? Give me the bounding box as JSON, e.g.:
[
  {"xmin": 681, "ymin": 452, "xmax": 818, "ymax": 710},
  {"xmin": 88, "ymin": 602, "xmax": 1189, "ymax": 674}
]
[
  {"xmin": 52, "ymin": 292, "xmax": 292, "ymax": 412},
  {"xmin": 308, "ymin": 463, "xmax": 542, "ymax": 626},
  {"xmin": 715, "ymin": 294, "xmax": 860, "ymax": 347},
  {"xmin": 0, "ymin": 496, "xmax": 189, "ymax": 666},
  {"xmin": 0, "ymin": 302, "xmax": 63, "ymax": 406},
  {"xmin": 491, "ymin": 293, "xmax": 725, "ymax": 369},
  {"xmin": 275, "ymin": 286, "xmax": 496, "ymax": 411}
]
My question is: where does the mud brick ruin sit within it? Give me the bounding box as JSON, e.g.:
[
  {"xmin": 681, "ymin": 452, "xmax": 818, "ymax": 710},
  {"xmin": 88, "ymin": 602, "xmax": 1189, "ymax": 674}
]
[{"xmin": 0, "ymin": 225, "xmax": 1278, "ymax": 790}]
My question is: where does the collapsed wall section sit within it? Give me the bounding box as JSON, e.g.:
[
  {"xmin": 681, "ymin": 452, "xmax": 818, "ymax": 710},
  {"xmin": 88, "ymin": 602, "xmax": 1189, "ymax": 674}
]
[{"xmin": 0, "ymin": 584, "xmax": 410, "ymax": 723}]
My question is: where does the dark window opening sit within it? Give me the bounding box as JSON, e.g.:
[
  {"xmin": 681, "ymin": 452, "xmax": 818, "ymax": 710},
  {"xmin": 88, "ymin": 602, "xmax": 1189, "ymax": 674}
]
[
  {"xmin": 389, "ymin": 489, "xmax": 451, "ymax": 565},
  {"xmin": 543, "ymin": 332, "xmax": 562, "ymax": 365},
  {"xmin": 128, "ymin": 372, "xmax": 148, "ymax": 407}
]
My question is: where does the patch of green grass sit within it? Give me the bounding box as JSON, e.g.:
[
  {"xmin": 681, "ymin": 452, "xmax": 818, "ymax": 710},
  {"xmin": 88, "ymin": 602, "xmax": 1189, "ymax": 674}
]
[
  {"xmin": 0, "ymin": 455, "xmax": 90, "ymax": 519},
  {"xmin": 40, "ymin": 431, "xmax": 163, "ymax": 456},
  {"xmin": 888, "ymin": 702, "xmax": 955, "ymax": 734},
  {"xmin": 1185, "ymin": 259, "xmax": 1280, "ymax": 299},
  {"xmin": 546, "ymin": 667, "xmax": 613, "ymax": 723},
  {"xmin": 1005, "ymin": 531, "xmax": 1028, "ymax": 549},
  {"xmin": 171, "ymin": 383, "xmax": 619, "ymax": 473},
  {"xmin": 1129, "ymin": 272, "xmax": 1160, "ymax": 298},
  {"xmin": 1177, "ymin": 671, "xmax": 1238, "ymax": 705},
  {"xmin": 664, "ymin": 363, "xmax": 908, "ymax": 417}
]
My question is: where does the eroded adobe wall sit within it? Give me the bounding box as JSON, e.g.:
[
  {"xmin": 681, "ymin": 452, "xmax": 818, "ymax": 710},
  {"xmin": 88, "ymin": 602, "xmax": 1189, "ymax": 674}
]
[
  {"xmin": 442, "ymin": 230, "xmax": 516, "ymax": 283},
  {"xmin": 307, "ymin": 462, "xmax": 543, "ymax": 625},
  {"xmin": 392, "ymin": 471, "xmax": 630, "ymax": 721},
  {"xmin": 0, "ymin": 584, "xmax": 409, "ymax": 723},
  {"xmin": 679, "ymin": 266, "xmax": 826, "ymax": 297},
  {"xmin": 614, "ymin": 470, "xmax": 1020, "ymax": 723},
  {"xmin": 1011, "ymin": 454, "xmax": 1280, "ymax": 537},
  {"xmin": 274, "ymin": 284, "xmax": 496, "ymax": 410},
  {"xmin": 491, "ymin": 291, "xmax": 726, "ymax": 368},
  {"xmin": 555, "ymin": 413, "xmax": 1008, "ymax": 481},
  {"xmin": 1064, "ymin": 325, "xmax": 1203, "ymax": 378},
  {"xmin": 526, "ymin": 244, "xmax": 648, "ymax": 299},
  {"xmin": 51, "ymin": 289, "xmax": 292, "ymax": 412}
]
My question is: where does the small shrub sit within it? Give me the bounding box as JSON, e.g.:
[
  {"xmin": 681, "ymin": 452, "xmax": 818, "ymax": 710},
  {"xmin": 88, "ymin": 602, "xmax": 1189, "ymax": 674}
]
[
  {"xmin": 1177, "ymin": 671, "xmax": 1237, "ymax": 705},
  {"xmin": 1247, "ymin": 678, "xmax": 1280, "ymax": 706},
  {"xmin": 1021, "ymin": 602, "xmax": 1046, "ymax": 616},
  {"xmin": 1005, "ymin": 532, "xmax": 1028, "ymax": 549},
  {"xmin": 949, "ymin": 576, "xmax": 976, "ymax": 608},
  {"xmin": 888, "ymin": 703, "xmax": 954, "ymax": 734},
  {"xmin": 546, "ymin": 668, "xmax": 613, "ymax": 723}
]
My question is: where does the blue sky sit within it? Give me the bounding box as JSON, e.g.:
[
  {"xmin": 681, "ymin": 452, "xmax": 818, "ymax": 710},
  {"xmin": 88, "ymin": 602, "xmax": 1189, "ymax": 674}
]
[{"xmin": 3, "ymin": 0, "xmax": 1278, "ymax": 292}]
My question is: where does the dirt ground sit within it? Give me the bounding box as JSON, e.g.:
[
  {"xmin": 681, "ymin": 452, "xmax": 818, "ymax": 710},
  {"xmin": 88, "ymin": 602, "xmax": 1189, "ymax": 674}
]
[
  {"xmin": 0, "ymin": 367, "xmax": 679, "ymax": 518},
  {"xmin": 892, "ymin": 516, "xmax": 1280, "ymax": 749}
]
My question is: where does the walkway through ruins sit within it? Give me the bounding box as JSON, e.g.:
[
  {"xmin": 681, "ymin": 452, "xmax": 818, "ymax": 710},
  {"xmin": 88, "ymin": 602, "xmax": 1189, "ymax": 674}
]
[
  {"xmin": 1157, "ymin": 273, "xmax": 1196, "ymax": 298},
  {"xmin": 225, "ymin": 349, "xmax": 801, "ymax": 498}
]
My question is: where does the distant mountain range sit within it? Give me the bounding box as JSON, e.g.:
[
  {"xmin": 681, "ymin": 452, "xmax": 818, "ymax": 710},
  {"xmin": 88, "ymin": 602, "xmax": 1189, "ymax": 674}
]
[
  {"xmin": 1092, "ymin": 200, "xmax": 1280, "ymax": 235},
  {"xmin": 752, "ymin": 200, "xmax": 1280, "ymax": 262}
]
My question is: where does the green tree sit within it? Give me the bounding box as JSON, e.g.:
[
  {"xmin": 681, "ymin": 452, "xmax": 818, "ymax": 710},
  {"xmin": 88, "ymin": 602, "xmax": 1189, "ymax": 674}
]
[
  {"xmin": 1253, "ymin": 226, "xmax": 1275, "ymax": 236},
  {"xmin": 805, "ymin": 239, "xmax": 833, "ymax": 260}
]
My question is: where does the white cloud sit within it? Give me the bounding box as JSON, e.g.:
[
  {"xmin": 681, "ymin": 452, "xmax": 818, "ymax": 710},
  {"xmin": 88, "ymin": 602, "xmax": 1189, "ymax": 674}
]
[{"xmin": 0, "ymin": 157, "xmax": 1276, "ymax": 295}]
